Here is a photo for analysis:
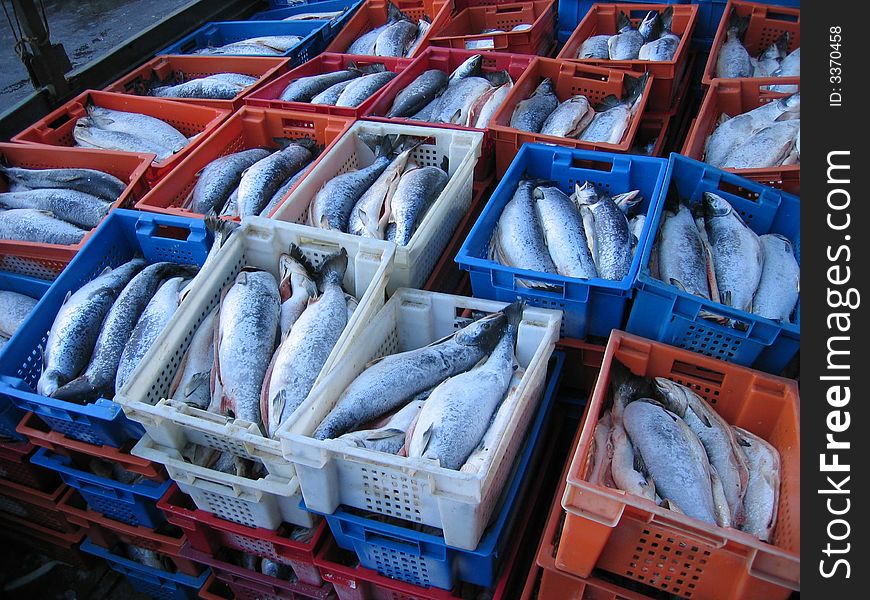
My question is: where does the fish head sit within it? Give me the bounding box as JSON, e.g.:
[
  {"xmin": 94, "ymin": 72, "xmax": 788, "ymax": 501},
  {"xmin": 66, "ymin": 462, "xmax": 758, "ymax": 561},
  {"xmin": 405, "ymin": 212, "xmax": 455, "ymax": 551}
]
[
  {"xmin": 702, "ymin": 192, "xmax": 733, "ymax": 219},
  {"xmin": 451, "ymin": 54, "xmax": 483, "ymax": 81},
  {"xmin": 534, "ymin": 78, "xmax": 555, "ymax": 97},
  {"xmin": 652, "ymin": 377, "xmax": 691, "ymax": 416},
  {"xmin": 455, "ymin": 311, "xmax": 507, "ymax": 352},
  {"xmin": 573, "ymin": 181, "xmax": 601, "ymax": 207},
  {"xmin": 638, "ymin": 11, "xmax": 661, "ymax": 40}
]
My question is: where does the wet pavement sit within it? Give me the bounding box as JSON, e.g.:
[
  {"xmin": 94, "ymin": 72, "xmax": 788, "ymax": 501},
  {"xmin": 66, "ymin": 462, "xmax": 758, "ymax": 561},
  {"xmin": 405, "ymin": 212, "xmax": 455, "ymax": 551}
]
[{"xmin": 0, "ymin": 0, "xmax": 183, "ymax": 108}]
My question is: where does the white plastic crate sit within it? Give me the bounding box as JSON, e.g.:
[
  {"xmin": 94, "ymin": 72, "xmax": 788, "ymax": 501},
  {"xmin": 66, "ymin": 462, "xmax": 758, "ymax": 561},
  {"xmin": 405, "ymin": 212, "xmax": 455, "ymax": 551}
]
[
  {"xmin": 277, "ymin": 289, "xmax": 561, "ymax": 550},
  {"xmin": 132, "ymin": 433, "xmax": 315, "ymax": 529},
  {"xmin": 271, "ymin": 120, "xmax": 483, "ymax": 294},
  {"xmin": 115, "ymin": 217, "xmax": 395, "ymax": 479}
]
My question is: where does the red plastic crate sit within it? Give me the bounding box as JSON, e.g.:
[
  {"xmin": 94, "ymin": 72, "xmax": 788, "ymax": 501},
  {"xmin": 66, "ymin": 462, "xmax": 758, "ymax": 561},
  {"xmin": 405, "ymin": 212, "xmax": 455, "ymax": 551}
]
[
  {"xmin": 0, "ymin": 476, "xmax": 75, "ymax": 533},
  {"xmin": 326, "ymin": 0, "xmax": 453, "ymax": 58},
  {"xmin": 16, "ymin": 411, "xmax": 166, "ymax": 481},
  {"xmin": 11, "ymin": 90, "xmax": 229, "ymax": 185},
  {"xmin": 0, "ymin": 510, "xmax": 92, "ymax": 568},
  {"xmin": 365, "ymin": 47, "xmax": 534, "ymax": 177},
  {"xmin": 431, "ymin": 1, "xmax": 555, "ymax": 55},
  {"xmin": 423, "ymin": 174, "xmax": 491, "ymax": 294},
  {"xmin": 244, "ymin": 53, "xmax": 414, "ymax": 118},
  {"xmin": 104, "ymin": 55, "xmax": 292, "ymax": 111},
  {"xmin": 135, "ymin": 107, "xmax": 354, "ymax": 219},
  {"xmin": 681, "ymin": 77, "xmax": 799, "ymax": 194},
  {"xmin": 182, "ymin": 543, "xmax": 335, "ymax": 600},
  {"xmin": 0, "ymin": 143, "xmax": 152, "ymax": 276},
  {"xmin": 0, "ymin": 438, "xmax": 60, "ymax": 490},
  {"xmin": 488, "ymin": 57, "xmax": 653, "ymax": 175},
  {"xmin": 557, "ymin": 4, "xmax": 698, "ymax": 112},
  {"xmin": 159, "ymin": 484, "xmax": 326, "ymax": 587},
  {"xmin": 59, "ymin": 487, "xmax": 203, "ymax": 576},
  {"xmin": 559, "ymin": 331, "xmax": 800, "ymax": 600},
  {"xmin": 198, "ymin": 572, "xmax": 234, "ymax": 600},
  {"xmin": 701, "ymin": 0, "xmax": 800, "ymax": 87}
]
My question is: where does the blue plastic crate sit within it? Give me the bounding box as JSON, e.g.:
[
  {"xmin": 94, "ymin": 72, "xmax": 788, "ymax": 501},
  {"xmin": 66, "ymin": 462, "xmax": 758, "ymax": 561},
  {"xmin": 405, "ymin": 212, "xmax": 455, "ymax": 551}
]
[
  {"xmin": 691, "ymin": 0, "xmax": 800, "ymax": 41},
  {"xmin": 0, "ymin": 272, "xmax": 51, "ymax": 440},
  {"xmin": 557, "ymin": 0, "xmax": 689, "ymax": 42},
  {"xmin": 80, "ymin": 538, "xmax": 210, "ymax": 600},
  {"xmin": 627, "ymin": 153, "xmax": 799, "ymax": 374},
  {"xmin": 31, "ymin": 447, "xmax": 172, "ymax": 527},
  {"xmin": 314, "ymin": 351, "xmax": 564, "ymax": 590},
  {"xmin": 456, "ymin": 144, "xmax": 668, "ymax": 339},
  {"xmin": 0, "ymin": 210, "xmax": 212, "ymax": 447},
  {"xmin": 250, "ymin": 0, "xmax": 363, "ymax": 41},
  {"xmin": 158, "ymin": 20, "xmax": 325, "ymax": 66}
]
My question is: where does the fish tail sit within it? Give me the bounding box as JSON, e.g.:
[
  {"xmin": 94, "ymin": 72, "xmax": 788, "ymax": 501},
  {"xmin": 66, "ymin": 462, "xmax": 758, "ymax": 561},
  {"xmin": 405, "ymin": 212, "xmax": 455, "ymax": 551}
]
[
  {"xmin": 616, "ymin": 10, "xmax": 632, "ymax": 30},
  {"xmin": 51, "ymin": 375, "xmax": 103, "ymax": 404},
  {"xmin": 287, "ymin": 243, "xmax": 318, "ymax": 279},
  {"xmin": 316, "ymin": 247, "xmax": 349, "ymax": 287},
  {"xmin": 501, "ymin": 299, "xmax": 525, "ymax": 333}
]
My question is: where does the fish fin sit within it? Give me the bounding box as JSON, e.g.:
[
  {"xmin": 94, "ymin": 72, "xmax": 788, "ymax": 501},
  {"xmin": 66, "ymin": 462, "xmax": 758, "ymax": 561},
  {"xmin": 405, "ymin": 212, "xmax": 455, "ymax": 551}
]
[
  {"xmin": 51, "ymin": 376, "xmax": 101, "ymax": 404},
  {"xmin": 669, "ymin": 278, "xmax": 688, "ymax": 293},
  {"xmin": 616, "ymin": 10, "xmax": 632, "ymax": 31},
  {"xmin": 360, "ymin": 62, "xmax": 387, "ymax": 74},
  {"xmin": 703, "ymin": 241, "xmax": 720, "ymax": 303},
  {"xmin": 387, "ymin": 0, "xmax": 409, "ymax": 22},
  {"xmin": 661, "ymin": 498, "xmax": 685, "ymax": 515},
  {"xmin": 183, "ymin": 371, "xmax": 211, "ymax": 400},
  {"xmin": 449, "ymin": 108, "xmax": 463, "ymax": 125},
  {"xmin": 417, "ymin": 422, "xmax": 434, "ymax": 454},
  {"xmin": 623, "ymin": 72, "xmax": 649, "ymax": 110},
  {"xmin": 440, "ymin": 155, "xmax": 449, "ymax": 173},
  {"xmin": 772, "ymin": 31, "xmax": 790, "ymax": 57},
  {"xmin": 61, "ymin": 290, "xmax": 72, "ymax": 306},
  {"xmin": 485, "ymin": 70, "xmax": 512, "ymax": 87},
  {"xmin": 365, "ymin": 428, "xmax": 405, "ymax": 441},
  {"xmin": 287, "ymin": 243, "xmax": 317, "ymax": 279},
  {"xmin": 316, "ymin": 247, "xmax": 348, "ymax": 288},
  {"xmin": 319, "ymin": 214, "xmax": 331, "ymax": 230},
  {"xmin": 660, "ymin": 5, "xmax": 674, "ymax": 32},
  {"xmin": 595, "ymin": 94, "xmax": 623, "ymax": 112},
  {"xmin": 728, "ymin": 11, "xmax": 750, "ymax": 40}
]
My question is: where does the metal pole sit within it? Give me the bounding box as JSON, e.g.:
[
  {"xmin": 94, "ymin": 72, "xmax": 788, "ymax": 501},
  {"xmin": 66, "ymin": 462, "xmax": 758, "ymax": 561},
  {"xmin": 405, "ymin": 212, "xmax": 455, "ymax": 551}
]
[{"xmin": 9, "ymin": 0, "xmax": 71, "ymax": 96}]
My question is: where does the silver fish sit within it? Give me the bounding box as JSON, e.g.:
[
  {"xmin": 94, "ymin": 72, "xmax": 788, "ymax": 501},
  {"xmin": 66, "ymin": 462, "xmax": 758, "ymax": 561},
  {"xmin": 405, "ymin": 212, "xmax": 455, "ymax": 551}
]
[
  {"xmin": 188, "ymin": 148, "xmax": 272, "ymax": 215},
  {"xmin": 406, "ymin": 18, "xmax": 431, "ymax": 57},
  {"xmin": 126, "ymin": 545, "xmax": 167, "ymax": 570},
  {"xmin": 767, "ymin": 48, "xmax": 799, "ymax": 92},
  {"xmin": 704, "ymin": 192, "xmax": 763, "ymax": 311},
  {"xmin": 430, "ymin": 77, "xmax": 493, "ymax": 125},
  {"xmin": 471, "ymin": 80, "xmax": 512, "ymax": 128},
  {"xmin": 237, "ymin": 142, "xmax": 315, "ymax": 217},
  {"xmin": 623, "ymin": 400, "xmax": 718, "ymax": 525},
  {"xmin": 86, "ymin": 105, "xmax": 188, "ymax": 153},
  {"xmin": 310, "ymin": 151, "xmax": 392, "ymax": 232},
  {"xmin": 376, "ymin": 20, "xmax": 418, "ymax": 57},
  {"xmin": 54, "ymin": 262, "xmax": 197, "ymax": 403},
  {"xmin": 577, "ymin": 34, "xmax": 610, "ymax": 59},
  {"xmin": 611, "ymin": 420, "xmax": 656, "ymax": 500},
  {"xmin": 753, "ymin": 33, "xmax": 789, "ymax": 77},
  {"xmin": 0, "ymin": 208, "xmax": 86, "ymax": 245},
  {"xmin": 0, "ymin": 290, "xmax": 38, "ymax": 339},
  {"xmin": 347, "ymin": 2, "xmax": 404, "ymax": 55},
  {"xmin": 216, "ymin": 270, "xmax": 281, "ymax": 428},
  {"xmin": 74, "ymin": 117, "xmax": 176, "ymax": 161},
  {"xmin": 540, "ymin": 95, "xmax": 594, "ymax": 138},
  {"xmin": 490, "ymin": 180, "xmax": 557, "ymax": 275},
  {"xmin": 195, "ymin": 36, "xmax": 301, "ymax": 55},
  {"xmin": 310, "ymin": 79, "xmax": 356, "ymax": 105},
  {"xmin": 0, "ymin": 165, "xmax": 126, "ymax": 202},
  {"xmin": 349, "ymin": 140, "xmax": 418, "ymax": 238},
  {"xmin": 719, "ymin": 120, "xmax": 800, "ymax": 169},
  {"xmin": 151, "ymin": 74, "xmax": 256, "ymax": 99},
  {"xmin": 385, "ymin": 165, "xmax": 449, "ymax": 246},
  {"xmin": 574, "ymin": 183, "xmax": 632, "ymax": 280},
  {"xmin": 336, "ymin": 71, "xmax": 397, "ymax": 107},
  {"xmin": 36, "ymin": 258, "xmax": 146, "ymax": 397},
  {"xmin": 752, "ymin": 234, "xmax": 799, "ymax": 322},
  {"xmin": 576, "ymin": 74, "xmax": 647, "ymax": 144},
  {"xmin": 279, "ymin": 70, "xmax": 361, "ymax": 102},
  {"xmin": 0, "ymin": 189, "xmax": 111, "ymax": 230},
  {"xmin": 115, "ymin": 276, "xmax": 187, "ymax": 392},
  {"xmin": 657, "ymin": 203, "xmax": 711, "ymax": 299},
  {"xmin": 386, "ymin": 69, "xmax": 449, "ymax": 118},
  {"xmin": 260, "ymin": 169, "xmax": 307, "ymax": 217},
  {"xmin": 277, "ymin": 246, "xmax": 318, "ymax": 338},
  {"xmin": 449, "ymin": 54, "xmax": 483, "ymax": 82},
  {"xmin": 263, "ymin": 250, "xmax": 349, "ymax": 437},
  {"xmin": 408, "ymin": 302, "xmax": 520, "ymax": 470},
  {"xmin": 338, "ymin": 398, "xmax": 425, "ymax": 455},
  {"xmin": 655, "ymin": 378, "xmax": 750, "ymax": 520},
  {"xmin": 534, "ymin": 186, "xmax": 597, "ymax": 279},
  {"xmin": 313, "ymin": 310, "xmax": 506, "ymax": 440},
  {"xmin": 608, "ymin": 11, "xmax": 646, "ymax": 60},
  {"xmin": 509, "ymin": 78, "xmax": 558, "ymax": 133},
  {"xmin": 715, "ymin": 13, "xmax": 753, "ymax": 78},
  {"xmin": 170, "ymin": 307, "xmax": 217, "ymax": 410},
  {"xmin": 733, "ymin": 426, "xmax": 780, "ymax": 542}
]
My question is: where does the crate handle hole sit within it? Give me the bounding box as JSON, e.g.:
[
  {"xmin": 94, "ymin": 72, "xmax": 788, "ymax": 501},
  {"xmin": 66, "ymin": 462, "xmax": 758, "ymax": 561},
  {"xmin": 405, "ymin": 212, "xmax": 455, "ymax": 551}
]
[
  {"xmin": 571, "ymin": 157, "xmax": 613, "ymax": 172},
  {"xmin": 670, "ymin": 361, "xmax": 724, "ymax": 387}
]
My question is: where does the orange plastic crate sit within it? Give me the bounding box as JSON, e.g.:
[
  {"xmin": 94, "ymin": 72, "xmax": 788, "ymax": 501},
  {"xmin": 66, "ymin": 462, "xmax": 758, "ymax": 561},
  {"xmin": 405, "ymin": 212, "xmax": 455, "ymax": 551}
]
[
  {"xmin": 11, "ymin": 90, "xmax": 229, "ymax": 185},
  {"xmin": 0, "ymin": 477, "xmax": 76, "ymax": 533},
  {"xmin": 326, "ymin": 0, "xmax": 452, "ymax": 58},
  {"xmin": 244, "ymin": 53, "xmax": 414, "ymax": 119},
  {"xmin": 701, "ymin": 0, "xmax": 799, "ymax": 87},
  {"xmin": 135, "ymin": 107, "xmax": 354, "ymax": 219},
  {"xmin": 0, "ymin": 510, "xmax": 91, "ymax": 568},
  {"xmin": 557, "ymin": 3, "xmax": 698, "ymax": 113},
  {"xmin": 430, "ymin": 1, "xmax": 555, "ymax": 55},
  {"xmin": 0, "ymin": 438, "xmax": 60, "ymax": 491},
  {"xmin": 488, "ymin": 57, "xmax": 653, "ymax": 176},
  {"xmin": 0, "ymin": 142, "xmax": 152, "ymax": 278},
  {"xmin": 558, "ymin": 330, "xmax": 800, "ymax": 600},
  {"xmin": 104, "ymin": 55, "xmax": 291, "ymax": 111},
  {"xmin": 681, "ymin": 77, "xmax": 799, "ymax": 194}
]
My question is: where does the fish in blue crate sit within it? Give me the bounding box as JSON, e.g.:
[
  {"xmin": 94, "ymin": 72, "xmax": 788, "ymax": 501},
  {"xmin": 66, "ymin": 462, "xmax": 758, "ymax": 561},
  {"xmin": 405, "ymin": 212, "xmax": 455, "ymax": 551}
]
[
  {"xmin": 0, "ymin": 288, "xmax": 39, "ymax": 351},
  {"xmin": 0, "ymin": 162, "xmax": 128, "ymax": 245},
  {"xmin": 344, "ymin": 0, "xmax": 431, "ymax": 58},
  {"xmin": 649, "ymin": 191, "xmax": 799, "ymax": 324},
  {"xmin": 704, "ymin": 91, "xmax": 800, "ymax": 170},
  {"xmin": 313, "ymin": 300, "xmax": 531, "ymax": 473},
  {"xmin": 715, "ymin": 11, "xmax": 800, "ymax": 87},
  {"xmin": 588, "ymin": 360, "xmax": 782, "ymax": 542},
  {"xmin": 35, "ymin": 219, "xmax": 238, "ymax": 403},
  {"xmin": 510, "ymin": 72, "xmax": 648, "ymax": 145},
  {"xmin": 385, "ymin": 54, "xmax": 516, "ymax": 129},
  {"xmin": 193, "ymin": 34, "xmax": 304, "ymax": 56},
  {"xmin": 575, "ymin": 7, "xmax": 683, "ymax": 62},
  {"xmin": 487, "ymin": 179, "xmax": 646, "ymax": 286}
]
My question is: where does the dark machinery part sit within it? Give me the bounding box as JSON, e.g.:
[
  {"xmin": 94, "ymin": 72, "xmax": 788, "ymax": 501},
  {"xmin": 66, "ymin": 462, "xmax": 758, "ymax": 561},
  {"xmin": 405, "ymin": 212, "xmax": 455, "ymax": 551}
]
[{"xmin": 5, "ymin": 0, "xmax": 71, "ymax": 97}]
